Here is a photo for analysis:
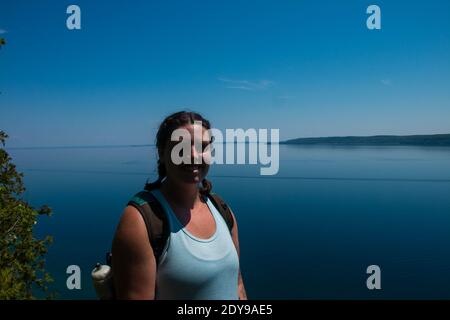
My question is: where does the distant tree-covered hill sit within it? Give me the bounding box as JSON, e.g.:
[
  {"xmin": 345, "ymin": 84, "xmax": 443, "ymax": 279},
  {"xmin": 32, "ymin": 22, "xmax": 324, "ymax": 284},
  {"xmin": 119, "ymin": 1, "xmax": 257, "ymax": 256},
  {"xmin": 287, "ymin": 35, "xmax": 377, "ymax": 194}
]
[{"xmin": 282, "ymin": 134, "xmax": 450, "ymax": 146}]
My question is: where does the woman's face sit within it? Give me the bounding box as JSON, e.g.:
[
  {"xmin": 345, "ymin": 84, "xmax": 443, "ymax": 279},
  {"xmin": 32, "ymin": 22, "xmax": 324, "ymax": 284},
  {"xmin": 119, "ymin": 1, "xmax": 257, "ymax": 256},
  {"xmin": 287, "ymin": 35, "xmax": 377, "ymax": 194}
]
[{"xmin": 161, "ymin": 123, "xmax": 212, "ymax": 185}]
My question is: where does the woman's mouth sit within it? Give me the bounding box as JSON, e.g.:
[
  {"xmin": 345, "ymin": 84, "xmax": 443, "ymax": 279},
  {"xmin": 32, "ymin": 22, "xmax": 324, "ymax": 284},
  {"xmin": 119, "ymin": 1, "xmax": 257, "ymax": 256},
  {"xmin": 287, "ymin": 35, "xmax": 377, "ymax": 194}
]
[{"xmin": 181, "ymin": 165, "xmax": 200, "ymax": 174}]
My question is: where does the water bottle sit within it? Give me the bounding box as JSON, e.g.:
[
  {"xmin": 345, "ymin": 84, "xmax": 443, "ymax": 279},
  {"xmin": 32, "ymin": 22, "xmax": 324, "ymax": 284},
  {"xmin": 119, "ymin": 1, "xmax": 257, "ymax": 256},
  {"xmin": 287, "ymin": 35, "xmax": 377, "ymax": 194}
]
[{"xmin": 91, "ymin": 263, "xmax": 114, "ymax": 300}]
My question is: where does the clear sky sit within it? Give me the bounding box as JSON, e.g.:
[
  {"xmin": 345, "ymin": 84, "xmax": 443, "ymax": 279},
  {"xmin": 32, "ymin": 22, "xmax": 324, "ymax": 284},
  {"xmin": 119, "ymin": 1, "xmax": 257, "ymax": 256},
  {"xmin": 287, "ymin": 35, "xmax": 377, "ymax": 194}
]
[{"xmin": 1, "ymin": 0, "xmax": 449, "ymax": 147}]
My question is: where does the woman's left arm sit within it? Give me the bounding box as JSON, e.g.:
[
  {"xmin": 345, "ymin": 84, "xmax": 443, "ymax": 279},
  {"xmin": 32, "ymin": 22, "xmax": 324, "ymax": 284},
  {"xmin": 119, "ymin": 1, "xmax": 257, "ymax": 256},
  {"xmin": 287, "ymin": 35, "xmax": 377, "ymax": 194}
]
[{"xmin": 229, "ymin": 209, "xmax": 248, "ymax": 300}]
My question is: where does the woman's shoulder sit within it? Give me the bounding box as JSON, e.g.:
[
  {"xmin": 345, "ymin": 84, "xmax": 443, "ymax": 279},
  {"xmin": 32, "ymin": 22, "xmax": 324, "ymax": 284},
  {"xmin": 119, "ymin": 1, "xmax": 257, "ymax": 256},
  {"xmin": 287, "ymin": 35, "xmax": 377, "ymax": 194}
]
[
  {"xmin": 113, "ymin": 188, "xmax": 160, "ymax": 249},
  {"xmin": 114, "ymin": 206, "xmax": 148, "ymax": 246}
]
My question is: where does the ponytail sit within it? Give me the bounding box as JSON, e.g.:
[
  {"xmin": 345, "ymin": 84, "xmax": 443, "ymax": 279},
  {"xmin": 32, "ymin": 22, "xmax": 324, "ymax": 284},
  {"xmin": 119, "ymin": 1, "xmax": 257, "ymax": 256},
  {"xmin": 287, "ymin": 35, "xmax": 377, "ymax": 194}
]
[{"xmin": 199, "ymin": 178, "xmax": 212, "ymax": 196}]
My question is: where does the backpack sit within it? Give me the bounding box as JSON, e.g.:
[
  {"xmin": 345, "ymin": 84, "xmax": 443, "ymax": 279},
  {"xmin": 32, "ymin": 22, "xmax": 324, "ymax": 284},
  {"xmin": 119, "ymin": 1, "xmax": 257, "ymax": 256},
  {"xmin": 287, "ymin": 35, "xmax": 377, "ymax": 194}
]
[{"xmin": 91, "ymin": 188, "xmax": 234, "ymax": 299}]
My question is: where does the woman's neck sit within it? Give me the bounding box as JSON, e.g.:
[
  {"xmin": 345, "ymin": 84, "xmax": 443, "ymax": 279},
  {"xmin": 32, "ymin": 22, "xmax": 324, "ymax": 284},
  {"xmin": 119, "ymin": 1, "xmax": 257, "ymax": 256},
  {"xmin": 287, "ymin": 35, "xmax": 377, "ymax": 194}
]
[{"xmin": 160, "ymin": 177, "xmax": 200, "ymax": 209}]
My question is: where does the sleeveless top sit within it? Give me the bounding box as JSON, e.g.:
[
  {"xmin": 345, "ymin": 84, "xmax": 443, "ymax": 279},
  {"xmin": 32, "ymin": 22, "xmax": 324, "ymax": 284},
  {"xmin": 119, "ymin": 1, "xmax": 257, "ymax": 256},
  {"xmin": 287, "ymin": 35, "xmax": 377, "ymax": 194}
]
[{"xmin": 150, "ymin": 189, "xmax": 240, "ymax": 300}]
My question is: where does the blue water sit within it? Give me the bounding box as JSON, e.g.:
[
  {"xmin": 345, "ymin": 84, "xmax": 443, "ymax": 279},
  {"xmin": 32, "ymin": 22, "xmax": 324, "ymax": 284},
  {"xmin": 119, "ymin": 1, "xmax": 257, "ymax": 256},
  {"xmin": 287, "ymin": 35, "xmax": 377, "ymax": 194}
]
[{"xmin": 7, "ymin": 145, "xmax": 450, "ymax": 299}]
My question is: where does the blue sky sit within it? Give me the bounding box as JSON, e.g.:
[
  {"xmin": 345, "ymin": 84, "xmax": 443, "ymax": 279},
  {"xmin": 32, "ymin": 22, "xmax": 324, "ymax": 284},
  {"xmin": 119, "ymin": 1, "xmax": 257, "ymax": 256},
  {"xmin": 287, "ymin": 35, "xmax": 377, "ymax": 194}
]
[{"xmin": 1, "ymin": 0, "xmax": 449, "ymax": 147}]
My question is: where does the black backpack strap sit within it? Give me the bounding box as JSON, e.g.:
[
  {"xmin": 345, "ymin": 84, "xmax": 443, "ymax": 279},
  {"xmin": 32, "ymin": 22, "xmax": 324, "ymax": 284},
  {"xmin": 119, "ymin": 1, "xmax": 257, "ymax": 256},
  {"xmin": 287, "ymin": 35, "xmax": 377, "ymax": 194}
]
[
  {"xmin": 126, "ymin": 190, "xmax": 234, "ymax": 263},
  {"xmin": 127, "ymin": 190, "xmax": 169, "ymax": 265},
  {"xmin": 207, "ymin": 193, "xmax": 234, "ymax": 235}
]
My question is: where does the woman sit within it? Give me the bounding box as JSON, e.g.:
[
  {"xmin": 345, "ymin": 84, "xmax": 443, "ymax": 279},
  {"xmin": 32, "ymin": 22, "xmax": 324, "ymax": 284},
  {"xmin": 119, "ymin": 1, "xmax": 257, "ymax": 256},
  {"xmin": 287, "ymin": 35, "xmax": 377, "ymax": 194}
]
[{"xmin": 111, "ymin": 111, "xmax": 247, "ymax": 300}]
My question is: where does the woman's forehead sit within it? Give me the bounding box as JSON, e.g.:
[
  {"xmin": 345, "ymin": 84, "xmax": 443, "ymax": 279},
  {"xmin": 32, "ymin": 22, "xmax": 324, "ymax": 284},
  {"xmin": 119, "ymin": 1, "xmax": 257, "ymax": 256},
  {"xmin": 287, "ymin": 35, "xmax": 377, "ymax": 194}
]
[{"xmin": 178, "ymin": 124, "xmax": 211, "ymax": 140}]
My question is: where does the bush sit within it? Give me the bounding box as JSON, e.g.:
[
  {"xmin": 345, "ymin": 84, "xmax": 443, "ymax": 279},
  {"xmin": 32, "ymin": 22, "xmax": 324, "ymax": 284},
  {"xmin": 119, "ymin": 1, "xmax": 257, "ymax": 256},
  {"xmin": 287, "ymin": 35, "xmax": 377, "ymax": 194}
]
[{"xmin": 0, "ymin": 131, "xmax": 54, "ymax": 299}]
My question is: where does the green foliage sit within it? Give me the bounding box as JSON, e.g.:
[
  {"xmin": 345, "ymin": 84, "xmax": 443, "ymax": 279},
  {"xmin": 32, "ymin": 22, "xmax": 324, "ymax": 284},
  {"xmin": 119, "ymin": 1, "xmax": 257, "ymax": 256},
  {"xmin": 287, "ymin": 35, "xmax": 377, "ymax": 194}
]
[{"xmin": 0, "ymin": 131, "xmax": 54, "ymax": 299}]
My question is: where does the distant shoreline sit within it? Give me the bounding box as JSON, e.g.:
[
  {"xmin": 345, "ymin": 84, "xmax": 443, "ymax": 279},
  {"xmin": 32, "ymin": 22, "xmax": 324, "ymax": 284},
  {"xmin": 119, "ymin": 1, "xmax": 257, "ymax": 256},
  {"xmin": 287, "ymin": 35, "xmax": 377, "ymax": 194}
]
[
  {"xmin": 281, "ymin": 133, "xmax": 450, "ymax": 146},
  {"xmin": 5, "ymin": 134, "xmax": 450, "ymax": 149}
]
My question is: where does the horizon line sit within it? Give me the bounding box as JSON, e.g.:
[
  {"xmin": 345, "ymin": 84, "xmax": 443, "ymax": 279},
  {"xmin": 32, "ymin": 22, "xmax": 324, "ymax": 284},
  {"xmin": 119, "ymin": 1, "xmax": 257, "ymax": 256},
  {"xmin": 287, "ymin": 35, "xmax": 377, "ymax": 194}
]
[{"xmin": 4, "ymin": 132, "xmax": 450, "ymax": 150}]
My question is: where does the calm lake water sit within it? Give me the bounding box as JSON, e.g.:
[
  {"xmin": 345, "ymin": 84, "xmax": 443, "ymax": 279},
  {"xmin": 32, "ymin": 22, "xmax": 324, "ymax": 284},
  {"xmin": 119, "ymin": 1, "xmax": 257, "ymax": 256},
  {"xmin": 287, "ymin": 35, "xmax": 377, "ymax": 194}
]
[{"xmin": 7, "ymin": 144, "xmax": 450, "ymax": 299}]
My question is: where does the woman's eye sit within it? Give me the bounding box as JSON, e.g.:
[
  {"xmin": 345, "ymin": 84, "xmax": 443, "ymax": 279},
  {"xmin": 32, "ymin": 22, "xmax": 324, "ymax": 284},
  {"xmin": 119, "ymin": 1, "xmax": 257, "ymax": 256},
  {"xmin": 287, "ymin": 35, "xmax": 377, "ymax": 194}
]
[{"xmin": 193, "ymin": 142, "xmax": 211, "ymax": 153}]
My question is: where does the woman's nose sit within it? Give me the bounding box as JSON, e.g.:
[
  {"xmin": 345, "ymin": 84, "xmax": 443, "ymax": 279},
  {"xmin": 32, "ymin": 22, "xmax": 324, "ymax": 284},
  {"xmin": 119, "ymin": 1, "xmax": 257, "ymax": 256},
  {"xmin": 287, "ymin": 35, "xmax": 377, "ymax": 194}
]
[{"xmin": 191, "ymin": 144, "xmax": 201, "ymax": 164}]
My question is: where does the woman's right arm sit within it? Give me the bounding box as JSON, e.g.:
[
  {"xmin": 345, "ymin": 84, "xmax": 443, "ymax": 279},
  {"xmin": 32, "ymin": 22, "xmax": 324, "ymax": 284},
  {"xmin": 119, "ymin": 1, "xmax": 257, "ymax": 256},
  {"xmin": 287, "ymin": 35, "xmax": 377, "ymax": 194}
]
[{"xmin": 111, "ymin": 205, "xmax": 156, "ymax": 299}]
